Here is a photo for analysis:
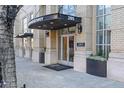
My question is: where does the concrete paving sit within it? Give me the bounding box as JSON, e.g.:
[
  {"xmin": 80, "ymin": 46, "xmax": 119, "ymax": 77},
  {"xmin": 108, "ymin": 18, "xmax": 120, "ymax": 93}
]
[{"xmin": 16, "ymin": 57, "xmax": 124, "ymax": 88}]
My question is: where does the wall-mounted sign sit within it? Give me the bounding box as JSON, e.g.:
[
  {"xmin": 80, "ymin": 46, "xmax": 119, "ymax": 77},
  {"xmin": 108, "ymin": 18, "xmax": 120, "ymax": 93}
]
[{"xmin": 77, "ymin": 42, "xmax": 85, "ymax": 47}]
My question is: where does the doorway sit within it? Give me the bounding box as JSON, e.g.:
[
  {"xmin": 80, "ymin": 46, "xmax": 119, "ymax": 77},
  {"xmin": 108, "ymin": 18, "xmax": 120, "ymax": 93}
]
[{"xmin": 61, "ymin": 34, "xmax": 74, "ymax": 66}]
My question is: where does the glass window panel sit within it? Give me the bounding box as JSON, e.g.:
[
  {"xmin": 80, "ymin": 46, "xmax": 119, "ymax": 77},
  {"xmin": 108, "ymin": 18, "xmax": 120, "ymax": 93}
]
[
  {"xmin": 96, "ymin": 45, "xmax": 104, "ymax": 56},
  {"xmin": 96, "ymin": 17, "xmax": 103, "ymax": 30},
  {"xmin": 104, "ymin": 5, "xmax": 111, "ymax": 14},
  {"xmin": 96, "ymin": 31, "xmax": 103, "ymax": 44},
  {"xmin": 58, "ymin": 36, "xmax": 61, "ymax": 60},
  {"xmin": 23, "ymin": 17, "xmax": 27, "ymax": 33},
  {"xmin": 104, "ymin": 15, "xmax": 111, "ymax": 29},
  {"xmin": 59, "ymin": 5, "xmax": 76, "ymax": 16},
  {"xmin": 30, "ymin": 14, "xmax": 34, "ymax": 33},
  {"xmin": 96, "ymin": 5, "xmax": 104, "ymax": 16},
  {"xmin": 96, "ymin": 5, "xmax": 111, "ymax": 58},
  {"xmin": 62, "ymin": 37, "xmax": 67, "ymax": 60},
  {"xmin": 104, "ymin": 45, "xmax": 111, "ymax": 58},
  {"xmin": 107, "ymin": 30, "xmax": 111, "ymax": 44},
  {"xmin": 104, "ymin": 30, "xmax": 111, "ymax": 44}
]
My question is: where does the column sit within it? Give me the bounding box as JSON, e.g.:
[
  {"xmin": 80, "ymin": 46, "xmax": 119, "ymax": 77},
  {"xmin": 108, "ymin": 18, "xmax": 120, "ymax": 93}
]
[
  {"xmin": 74, "ymin": 5, "xmax": 93, "ymax": 72},
  {"xmin": 45, "ymin": 31, "xmax": 57, "ymax": 64},
  {"xmin": 107, "ymin": 6, "xmax": 124, "ymax": 82}
]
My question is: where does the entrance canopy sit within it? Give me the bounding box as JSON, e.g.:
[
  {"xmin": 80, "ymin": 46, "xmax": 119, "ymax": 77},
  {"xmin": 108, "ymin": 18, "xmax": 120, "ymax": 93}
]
[
  {"xmin": 15, "ymin": 32, "xmax": 33, "ymax": 38},
  {"xmin": 28, "ymin": 13, "xmax": 81, "ymax": 30}
]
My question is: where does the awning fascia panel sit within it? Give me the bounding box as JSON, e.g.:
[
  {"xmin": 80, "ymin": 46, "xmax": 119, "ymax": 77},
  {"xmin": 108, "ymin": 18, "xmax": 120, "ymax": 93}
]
[
  {"xmin": 15, "ymin": 32, "xmax": 33, "ymax": 38},
  {"xmin": 28, "ymin": 13, "xmax": 81, "ymax": 30}
]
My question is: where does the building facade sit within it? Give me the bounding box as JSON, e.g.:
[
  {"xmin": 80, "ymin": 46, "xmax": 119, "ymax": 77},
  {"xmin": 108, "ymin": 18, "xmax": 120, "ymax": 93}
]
[{"xmin": 14, "ymin": 5, "xmax": 124, "ymax": 82}]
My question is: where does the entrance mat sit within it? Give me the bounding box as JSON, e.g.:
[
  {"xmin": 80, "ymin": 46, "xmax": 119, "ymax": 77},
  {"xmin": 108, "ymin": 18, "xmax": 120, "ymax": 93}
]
[{"xmin": 43, "ymin": 63, "xmax": 73, "ymax": 71}]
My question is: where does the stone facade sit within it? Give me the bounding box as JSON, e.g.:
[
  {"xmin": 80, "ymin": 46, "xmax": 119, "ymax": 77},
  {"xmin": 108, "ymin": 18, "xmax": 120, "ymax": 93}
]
[
  {"xmin": 14, "ymin": 5, "xmax": 124, "ymax": 83},
  {"xmin": 14, "ymin": 5, "xmax": 46, "ymax": 63},
  {"xmin": 107, "ymin": 6, "xmax": 124, "ymax": 82}
]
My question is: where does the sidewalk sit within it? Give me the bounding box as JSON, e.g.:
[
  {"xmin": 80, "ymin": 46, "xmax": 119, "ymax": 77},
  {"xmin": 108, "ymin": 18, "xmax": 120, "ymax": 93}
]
[{"xmin": 16, "ymin": 57, "xmax": 124, "ymax": 88}]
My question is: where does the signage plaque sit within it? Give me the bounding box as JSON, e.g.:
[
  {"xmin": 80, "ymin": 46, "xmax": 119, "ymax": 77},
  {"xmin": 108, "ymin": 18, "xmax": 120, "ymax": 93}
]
[{"xmin": 77, "ymin": 42, "xmax": 85, "ymax": 47}]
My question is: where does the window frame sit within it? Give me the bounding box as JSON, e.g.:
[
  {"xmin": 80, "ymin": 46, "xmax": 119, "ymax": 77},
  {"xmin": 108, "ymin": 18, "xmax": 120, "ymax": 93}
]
[{"xmin": 96, "ymin": 5, "xmax": 111, "ymax": 58}]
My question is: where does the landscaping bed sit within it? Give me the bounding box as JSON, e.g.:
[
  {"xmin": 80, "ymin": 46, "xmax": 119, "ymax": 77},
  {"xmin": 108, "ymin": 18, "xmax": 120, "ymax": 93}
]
[{"xmin": 86, "ymin": 56, "xmax": 107, "ymax": 77}]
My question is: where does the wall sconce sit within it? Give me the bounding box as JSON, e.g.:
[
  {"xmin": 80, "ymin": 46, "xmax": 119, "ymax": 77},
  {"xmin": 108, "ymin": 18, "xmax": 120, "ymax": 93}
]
[
  {"xmin": 77, "ymin": 23, "xmax": 82, "ymax": 34},
  {"xmin": 45, "ymin": 31, "xmax": 49, "ymax": 37}
]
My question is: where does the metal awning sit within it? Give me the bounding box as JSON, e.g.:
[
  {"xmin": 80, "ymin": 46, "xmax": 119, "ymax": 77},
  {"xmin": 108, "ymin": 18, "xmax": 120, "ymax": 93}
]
[
  {"xmin": 15, "ymin": 33, "xmax": 33, "ymax": 38},
  {"xmin": 28, "ymin": 13, "xmax": 81, "ymax": 30}
]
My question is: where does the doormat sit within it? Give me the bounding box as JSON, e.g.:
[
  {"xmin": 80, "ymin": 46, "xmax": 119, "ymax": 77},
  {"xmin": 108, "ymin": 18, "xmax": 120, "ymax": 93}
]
[{"xmin": 43, "ymin": 63, "xmax": 73, "ymax": 71}]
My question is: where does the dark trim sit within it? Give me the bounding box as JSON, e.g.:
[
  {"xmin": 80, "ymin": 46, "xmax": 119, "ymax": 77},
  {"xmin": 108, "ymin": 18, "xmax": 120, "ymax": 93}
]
[
  {"xmin": 15, "ymin": 32, "xmax": 33, "ymax": 38},
  {"xmin": 28, "ymin": 13, "xmax": 81, "ymax": 30}
]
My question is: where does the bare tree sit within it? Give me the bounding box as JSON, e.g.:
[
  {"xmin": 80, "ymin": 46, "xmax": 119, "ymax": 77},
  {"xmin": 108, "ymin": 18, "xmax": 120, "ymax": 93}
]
[{"xmin": 0, "ymin": 5, "xmax": 22, "ymax": 88}]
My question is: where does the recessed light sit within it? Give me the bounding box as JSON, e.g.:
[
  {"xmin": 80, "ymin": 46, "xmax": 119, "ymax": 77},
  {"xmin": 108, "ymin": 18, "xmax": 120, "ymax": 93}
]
[
  {"xmin": 64, "ymin": 24, "xmax": 67, "ymax": 26},
  {"xmin": 50, "ymin": 22, "xmax": 54, "ymax": 25},
  {"xmin": 38, "ymin": 26, "xmax": 41, "ymax": 28},
  {"xmin": 43, "ymin": 25, "xmax": 47, "ymax": 27}
]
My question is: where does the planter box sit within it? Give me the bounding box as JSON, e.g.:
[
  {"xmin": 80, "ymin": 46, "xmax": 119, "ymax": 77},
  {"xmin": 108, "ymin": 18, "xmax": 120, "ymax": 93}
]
[{"xmin": 86, "ymin": 58, "xmax": 107, "ymax": 77}]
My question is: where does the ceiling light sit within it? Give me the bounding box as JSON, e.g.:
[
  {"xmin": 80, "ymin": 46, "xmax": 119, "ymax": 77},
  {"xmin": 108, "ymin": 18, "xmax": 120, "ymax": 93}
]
[
  {"xmin": 50, "ymin": 22, "xmax": 54, "ymax": 25},
  {"xmin": 43, "ymin": 25, "xmax": 47, "ymax": 27},
  {"xmin": 38, "ymin": 26, "xmax": 41, "ymax": 28},
  {"xmin": 64, "ymin": 24, "xmax": 67, "ymax": 26}
]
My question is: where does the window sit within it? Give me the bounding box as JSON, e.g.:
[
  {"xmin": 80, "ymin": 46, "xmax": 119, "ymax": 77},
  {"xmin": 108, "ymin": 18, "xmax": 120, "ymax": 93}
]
[
  {"xmin": 23, "ymin": 17, "xmax": 28, "ymax": 48},
  {"xmin": 23, "ymin": 17, "xmax": 28, "ymax": 33},
  {"xmin": 59, "ymin": 5, "xmax": 76, "ymax": 16},
  {"xmin": 96, "ymin": 5, "xmax": 111, "ymax": 58},
  {"xmin": 30, "ymin": 14, "xmax": 34, "ymax": 33},
  {"xmin": 30, "ymin": 13, "xmax": 34, "ymax": 49}
]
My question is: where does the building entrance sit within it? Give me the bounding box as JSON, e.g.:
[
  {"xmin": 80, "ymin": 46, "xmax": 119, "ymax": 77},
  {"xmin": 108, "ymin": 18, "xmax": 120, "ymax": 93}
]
[{"xmin": 61, "ymin": 34, "xmax": 74, "ymax": 66}]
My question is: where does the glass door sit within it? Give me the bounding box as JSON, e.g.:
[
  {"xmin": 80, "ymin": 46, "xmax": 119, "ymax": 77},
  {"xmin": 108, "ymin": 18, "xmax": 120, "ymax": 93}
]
[
  {"xmin": 69, "ymin": 36, "xmax": 74, "ymax": 62},
  {"xmin": 62, "ymin": 36, "xmax": 67, "ymax": 61},
  {"xmin": 61, "ymin": 35, "xmax": 74, "ymax": 63}
]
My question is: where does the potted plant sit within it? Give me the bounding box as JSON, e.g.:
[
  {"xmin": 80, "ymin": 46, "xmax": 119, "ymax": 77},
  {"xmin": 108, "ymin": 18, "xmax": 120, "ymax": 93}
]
[{"xmin": 86, "ymin": 55, "xmax": 107, "ymax": 77}]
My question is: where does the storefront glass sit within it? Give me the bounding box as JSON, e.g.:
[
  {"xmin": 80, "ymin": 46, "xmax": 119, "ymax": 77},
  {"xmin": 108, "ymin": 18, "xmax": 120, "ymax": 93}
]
[
  {"xmin": 58, "ymin": 27, "xmax": 75, "ymax": 63},
  {"xmin": 96, "ymin": 5, "xmax": 111, "ymax": 58}
]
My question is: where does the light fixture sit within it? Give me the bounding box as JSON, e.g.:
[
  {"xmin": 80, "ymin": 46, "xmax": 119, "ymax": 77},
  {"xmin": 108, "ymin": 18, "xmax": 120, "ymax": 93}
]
[
  {"xmin": 77, "ymin": 23, "xmax": 82, "ymax": 34},
  {"xmin": 43, "ymin": 25, "xmax": 47, "ymax": 27},
  {"xmin": 50, "ymin": 22, "xmax": 54, "ymax": 25},
  {"xmin": 64, "ymin": 24, "xmax": 67, "ymax": 26},
  {"xmin": 45, "ymin": 31, "xmax": 49, "ymax": 37},
  {"xmin": 38, "ymin": 26, "xmax": 41, "ymax": 28}
]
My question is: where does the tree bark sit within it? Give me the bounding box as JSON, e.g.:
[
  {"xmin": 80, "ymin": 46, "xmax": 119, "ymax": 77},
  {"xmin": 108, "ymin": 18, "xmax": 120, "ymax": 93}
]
[{"xmin": 0, "ymin": 5, "xmax": 22, "ymax": 88}]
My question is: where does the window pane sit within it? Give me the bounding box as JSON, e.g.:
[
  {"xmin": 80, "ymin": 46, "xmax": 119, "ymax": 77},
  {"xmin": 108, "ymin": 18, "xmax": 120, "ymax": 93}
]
[
  {"xmin": 96, "ymin": 17, "xmax": 103, "ymax": 30},
  {"xmin": 23, "ymin": 18, "xmax": 27, "ymax": 33},
  {"xmin": 59, "ymin": 5, "xmax": 76, "ymax": 16},
  {"xmin": 96, "ymin": 45, "xmax": 104, "ymax": 56},
  {"xmin": 104, "ymin": 30, "xmax": 111, "ymax": 44},
  {"xmin": 30, "ymin": 14, "xmax": 34, "ymax": 33},
  {"xmin": 96, "ymin": 31, "xmax": 103, "ymax": 44},
  {"xmin": 104, "ymin": 15, "xmax": 111, "ymax": 29},
  {"xmin": 96, "ymin": 5, "xmax": 104, "ymax": 16},
  {"xmin": 104, "ymin": 5, "xmax": 111, "ymax": 14},
  {"xmin": 104, "ymin": 45, "xmax": 111, "ymax": 58},
  {"xmin": 24, "ymin": 38, "xmax": 27, "ymax": 48}
]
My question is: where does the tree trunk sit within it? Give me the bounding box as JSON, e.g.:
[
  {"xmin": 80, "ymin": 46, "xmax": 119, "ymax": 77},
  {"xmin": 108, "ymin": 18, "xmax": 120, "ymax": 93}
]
[{"xmin": 0, "ymin": 5, "xmax": 18, "ymax": 88}]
